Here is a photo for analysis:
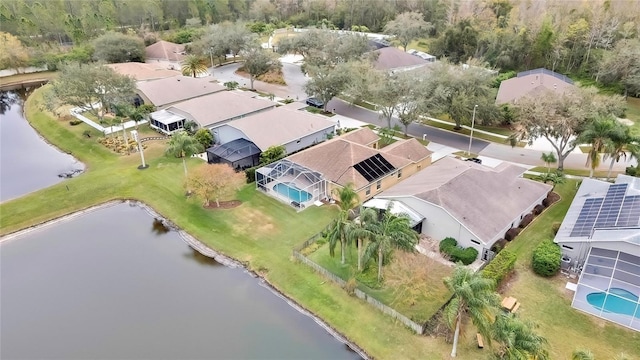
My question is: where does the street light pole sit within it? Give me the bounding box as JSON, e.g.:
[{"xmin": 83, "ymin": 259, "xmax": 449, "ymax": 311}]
[
  {"xmin": 467, "ymin": 104, "xmax": 478, "ymax": 157},
  {"xmin": 209, "ymin": 47, "xmax": 214, "ymax": 76},
  {"xmin": 130, "ymin": 130, "xmax": 148, "ymax": 170}
]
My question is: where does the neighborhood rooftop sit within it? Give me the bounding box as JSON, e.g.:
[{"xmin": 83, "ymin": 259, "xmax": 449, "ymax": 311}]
[
  {"xmin": 555, "ymin": 175, "xmax": 640, "ymax": 244},
  {"xmin": 137, "ymin": 76, "xmax": 226, "ymax": 107},
  {"xmin": 145, "ymin": 40, "xmax": 186, "ymax": 62},
  {"xmin": 166, "ymin": 91, "xmax": 275, "ymax": 128},
  {"xmin": 378, "ymin": 157, "xmax": 551, "ymax": 242},
  {"xmin": 286, "ymin": 131, "xmax": 431, "ymax": 189},
  {"xmin": 225, "ymin": 107, "xmax": 336, "ymax": 151},
  {"xmin": 373, "ymin": 46, "xmax": 431, "ymax": 71},
  {"xmin": 105, "ymin": 62, "xmax": 179, "ymax": 81},
  {"xmin": 496, "ymin": 68, "xmax": 575, "ymax": 104}
]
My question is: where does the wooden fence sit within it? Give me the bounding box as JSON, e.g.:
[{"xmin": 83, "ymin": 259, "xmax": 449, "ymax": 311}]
[{"xmin": 292, "ymin": 230, "xmax": 425, "ymax": 335}]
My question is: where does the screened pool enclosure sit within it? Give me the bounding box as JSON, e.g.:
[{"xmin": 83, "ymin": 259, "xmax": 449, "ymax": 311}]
[
  {"xmin": 256, "ymin": 159, "xmax": 326, "ymax": 209},
  {"xmin": 572, "ymin": 247, "xmax": 640, "ymax": 331}
]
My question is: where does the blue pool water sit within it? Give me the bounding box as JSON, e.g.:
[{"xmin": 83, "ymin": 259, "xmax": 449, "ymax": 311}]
[
  {"xmin": 273, "ymin": 183, "xmax": 312, "ymax": 203},
  {"xmin": 586, "ymin": 288, "xmax": 640, "ymax": 318}
]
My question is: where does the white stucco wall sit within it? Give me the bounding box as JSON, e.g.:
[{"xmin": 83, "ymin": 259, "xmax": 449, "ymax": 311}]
[
  {"xmin": 556, "ymin": 240, "xmax": 640, "ymax": 266},
  {"xmin": 282, "ymin": 127, "xmax": 335, "ymax": 154},
  {"xmin": 213, "ymin": 125, "xmax": 246, "ymax": 145},
  {"xmin": 385, "ymin": 196, "xmax": 485, "ymax": 253}
]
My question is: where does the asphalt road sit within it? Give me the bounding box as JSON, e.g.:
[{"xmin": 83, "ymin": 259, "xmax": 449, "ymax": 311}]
[
  {"xmin": 214, "ymin": 60, "xmax": 634, "ymax": 171},
  {"xmin": 327, "ymin": 98, "xmax": 491, "ymax": 155}
]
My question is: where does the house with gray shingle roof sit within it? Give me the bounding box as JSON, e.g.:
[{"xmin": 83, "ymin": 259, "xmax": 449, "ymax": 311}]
[
  {"xmin": 255, "ymin": 127, "xmax": 432, "ymax": 209},
  {"xmin": 145, "ymin": 40, "xmax": 186, "ymax": 63},
  {"xmin": 137, "ymin": 76, "xmax": 226, "ymax": 108},
  {"xmin": 370, "ymin": 156, "xmax": 551, "ymax": 257}
]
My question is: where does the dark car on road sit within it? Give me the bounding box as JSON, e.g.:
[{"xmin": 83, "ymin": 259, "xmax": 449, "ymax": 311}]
[{"xmin": 306, "ymin": 97, "xmax": 324, "ymax": 109}]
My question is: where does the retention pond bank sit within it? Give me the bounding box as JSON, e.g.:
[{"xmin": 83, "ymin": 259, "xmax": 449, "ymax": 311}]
[{"xmin": 0, "ymin": 202, "xmax": 364, "ymax": 359}]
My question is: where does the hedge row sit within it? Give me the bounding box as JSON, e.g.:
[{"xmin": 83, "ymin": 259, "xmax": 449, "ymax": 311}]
[
  {"xmin": 439, "ymin": 237, "xmax": 478, "ymax": 265},
  {"xmin": 481, "ymin": 249, "xmax": 517, "ymax": 289},
  {"xmin": 532, "ymin": 239, "xmax": 562, "ymax": 277}
]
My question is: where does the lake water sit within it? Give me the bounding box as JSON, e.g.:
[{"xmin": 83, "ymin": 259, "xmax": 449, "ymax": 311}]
[
  {"xmin": 0, "ymin": 89, "xmax": 83, "ymax": 202},
  {"xmin": 0, "ymin": 203, "xmax": 363, "ymax": 359}
]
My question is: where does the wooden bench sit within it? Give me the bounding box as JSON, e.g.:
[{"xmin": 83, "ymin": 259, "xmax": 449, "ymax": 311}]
[
  {"xmin": 476, "ymin": 333, "xmax": 484, "ymax": 349},
  {"xmin": 510, "ymin": 302, "xmax": 521, "ymax": 313}
]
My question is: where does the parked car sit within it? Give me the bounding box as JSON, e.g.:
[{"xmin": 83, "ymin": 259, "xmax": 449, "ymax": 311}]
[
  {"xmin": 306, "ymin": 97, "xmax": 324, "ymax": 109},
  {"xmin": 465, "ymin": 157, "xmax": 482, "ymax": 164}
]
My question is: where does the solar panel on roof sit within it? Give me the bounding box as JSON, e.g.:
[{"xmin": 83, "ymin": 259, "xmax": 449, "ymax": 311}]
[
  {"xmin": 616, "ymin": 195, "xmax": 640, "ymax": 227},
  {"xmin": 353, "ymin": 154, "xmax": 396, "ymax": 182},
  {"xmin": 570, "ymin": 198, "xmax": 604, "ymax": 237},
  {"xmin": 594, "ymin": 184, "xmax": 627, "ymax": 228}
]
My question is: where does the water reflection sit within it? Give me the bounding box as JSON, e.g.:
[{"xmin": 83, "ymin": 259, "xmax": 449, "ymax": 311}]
[
  {"xmin": 151, "ymin": 218, "xmax": 170, "ymax": 235},
  {"xmin": 183, "ymin": 247, "xmax": 222, "ymax": 267},
  {"xmin": 0, "ymin": 204, "xmax": 363, "ymax": 360},
  {"xmin": 0, "ymin": 89, "xmax": 84, "ymax": 202}
]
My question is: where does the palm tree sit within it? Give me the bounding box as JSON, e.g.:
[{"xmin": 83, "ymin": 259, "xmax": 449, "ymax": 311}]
[
  {"xmin": 326, "ymin": 184, "xmax": 359, "ymax": 264},
  {"xmin": 571, "ymin": 349, "xmax": 595, "ymax": 360},
  {"xmin": 165, "ymin": 131, "xmax": 204, "ymax": 178},
  {"xmin": 578, "ymin": 117, "xmax": 617, "ymax": 178},
  {"xmin": 443, "ymin": 265, "xmax": 499, "ymax": 358},
  {"xmin": 358, "ymin": 205, "xmax": 419, "ymax": 281},
  {"xmin": 181, "ymin": 55, "xmax": 209, "ymax": 78},
  {"xmin": 492, "ymin": 314, "xmax": 549, "ymax": 360},
  {"xmin": 604, "ymin": 126, "xmax": 640, "ymax": 181},
  {"xmin": 537, "ymin": 171, "xmax": 566, "ymax": 191},
  {"xmin": 540, "ymin": 152, "xmax": 557, "ymax": 173}
]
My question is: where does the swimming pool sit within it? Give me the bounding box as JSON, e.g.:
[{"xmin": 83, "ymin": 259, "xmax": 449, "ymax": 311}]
[
  {"xmin": 586, "ymin": 288, "xmax": 640, "ymax": 319},
  {"xmin": 273, "ymin": 183, "xmax": 312, "ymax": 203}
]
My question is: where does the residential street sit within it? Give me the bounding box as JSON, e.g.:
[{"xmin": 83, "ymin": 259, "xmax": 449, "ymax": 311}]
[{"xmin": 215, "ymin": 59, "xmax": 635, "ymax": 172}]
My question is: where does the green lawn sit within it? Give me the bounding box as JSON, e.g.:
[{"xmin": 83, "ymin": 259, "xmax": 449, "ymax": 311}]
[
  {"xmin": 528, "ymin": 166, "xmax": 618, "ymax": 179},
  {"xmin": 626, "ymin": 97, "xmax": 640, "ymax": 134},
  {"xmin": 493, "ymin": 180, "xmax": 640, "ymax": 359},
  {"xmin": 4, "ymin": 87, "xmax": 639, "ymax": 360}
]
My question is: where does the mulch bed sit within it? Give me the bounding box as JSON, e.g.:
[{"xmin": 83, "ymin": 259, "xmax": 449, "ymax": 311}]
[{"xmin": 203, "ymin": 200, "xmax": 242, "ymax": 210}]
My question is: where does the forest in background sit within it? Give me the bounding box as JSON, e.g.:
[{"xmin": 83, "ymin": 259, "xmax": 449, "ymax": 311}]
[{"xmin": 1, "ymin": 0, "xmax": 639, "ymax": 97}]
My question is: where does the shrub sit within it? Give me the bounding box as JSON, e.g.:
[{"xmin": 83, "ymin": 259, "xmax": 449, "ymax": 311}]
[
  {"xmin": 82, "ymin": 130, "xmax": 92, "ymax": 138},
  {"xmin": 532, "ymin": 239, "xmax": 562, "ymax": 277},
  {"xmin": 244, "ymin": 166, "xmax": 259, "ymax": 183},
  {"xmin": 439, "ymin": 237, "xmax": 457, "ymax": 253},
  {"xmin": 481, "ymin": 249, "xmax": 517, "ymax": 289},
  {"xmin": 504, "ymin": 227, "xmax": 521, "ymax": 241},
  {"xmin": 626, "ymin": 166, "xmax": 638, "ymax": 177},
  {"xmin": 439, "ymin": 237, "xmax": 478, "ymax": 265},
  {"xmin": 519, "ymin": 213, "xmax": 535, "ymax": 228},
  {"xmin": 552, "ymin": 222, "xmax": 561, "ymax": 235},
  {"xmin": 533, "ymin": 204, "xmax": 545, "ymax": 215},
  {"xmin": 69, "ymin": 119, "xmax": 82, "ymax": 126},
  {"xmin": 491, "ymin": 238, "xmax": 508, "ymax": 253}
]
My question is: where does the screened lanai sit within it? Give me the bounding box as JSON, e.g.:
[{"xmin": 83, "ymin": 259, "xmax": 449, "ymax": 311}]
[
  {"xmin": 256, "ymin": 159, "xmax": 326, "ymax": 209},
  {"xmin": 206, "ymin": 138, "xmax": 261, "ymax": 170},
  {"xmin": 572, "ymin": 247, "xmax": 640, "ymax": 331}
]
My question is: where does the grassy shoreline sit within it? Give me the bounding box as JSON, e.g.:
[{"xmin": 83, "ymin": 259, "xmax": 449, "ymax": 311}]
[{"xmin": 2, "ymin": 87, "xmax": 639, "ymax": 359}]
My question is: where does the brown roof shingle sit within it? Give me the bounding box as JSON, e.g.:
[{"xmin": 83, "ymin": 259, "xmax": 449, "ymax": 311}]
[
  {"xmin": 287, "ymin": 138, "xmax": 410, "ymax": 189},
  {"xmin": 106, "ymin": 62, "xmax": 180, "ymax": 81},
  {"xmin": 380, "ymin": 138, "xmax": 432, "ymax": 163},
  {"xmin": 496, "ymin": 71, "xmax": 575, "ymax": 104},
  {"xmin": 145, "ymin": 40, "xmax": 186, "ymax": 62},
  {"xmin": 137, "ymin": 76, "xmax": 225, "ymax": 107},
  {"xmin": 373, "ymin": 47, "xmax": 430, "ymax": 71},
  {"xmin": 340, "ymin": 127, "xmax": 379, "ymax": 146},
  {"xmin": 379, "ymin": 157, "xmax": 551, "ymax": 242},
  {"xmin": 167, "ymin": 91, "xmax": 275, "ymax": 128},
  {"xmin": 227, "ymin": 107, "xmax": 335, "ymax": 151}
]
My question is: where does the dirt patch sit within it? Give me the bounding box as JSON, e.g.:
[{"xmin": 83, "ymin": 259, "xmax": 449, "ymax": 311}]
[
  {"xmin": 203, "ymin": 200, "xmax": 242, "ymax": 210},
  {"xmin": 231, "ymin": 206, "xmax": 276, "ymax": 235}
]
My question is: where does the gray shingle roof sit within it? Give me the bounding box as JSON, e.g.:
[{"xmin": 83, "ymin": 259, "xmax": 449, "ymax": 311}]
[
  {"xmin": 373, "ymin": 47, "xmax": 430, "ymax": 71},
  {"xmin": 496, "ymin": 69, "xmax": 576, "ymax": 104},
  {"xmin": 106, "ymin": 62, "xmax": 180, "ymax": 81},
  {"xmin": 378, "ymin": 157, "xmax": 551, "ymax": 242},
  {"xmin": 145, "ymin": 40, "xmax": 186, "ymax": 62}
]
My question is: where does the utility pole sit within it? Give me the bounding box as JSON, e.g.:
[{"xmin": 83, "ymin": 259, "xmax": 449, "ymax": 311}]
[{"xmin": 467, "ymin": 104, "xmax": 478, "ymax": 157}]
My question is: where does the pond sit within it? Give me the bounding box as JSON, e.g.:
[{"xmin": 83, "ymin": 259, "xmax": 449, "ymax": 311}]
[
  {"xmin": 0, "ymin": 89, "xmax": 83, "ymax": 202},
  {"xmin": 0, "ymin": 203, "xmax": 363, "ymax": 359}
]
